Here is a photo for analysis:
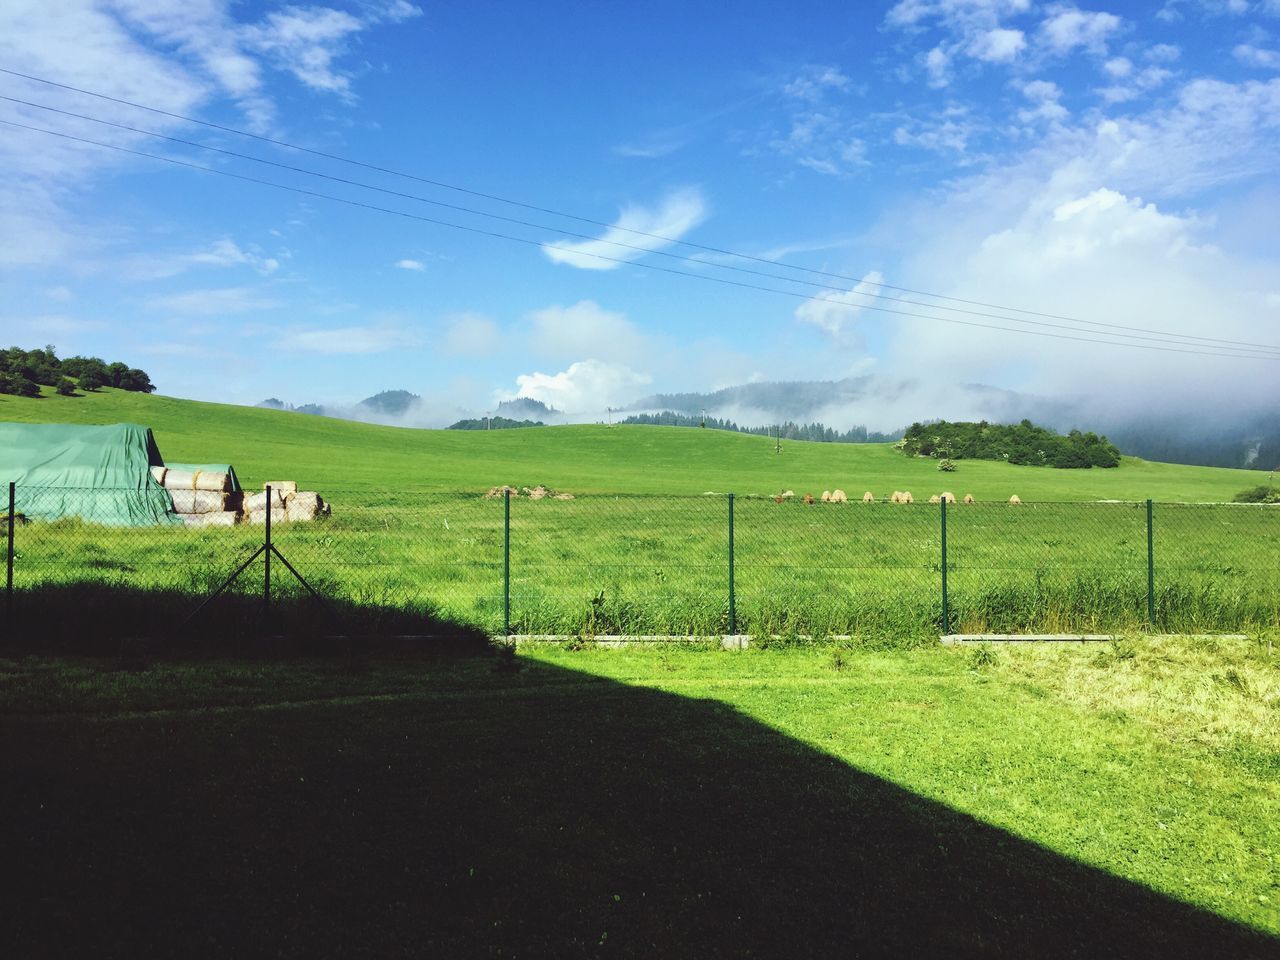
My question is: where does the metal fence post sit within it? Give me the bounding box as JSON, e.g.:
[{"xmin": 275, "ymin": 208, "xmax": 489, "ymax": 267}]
[
  {"xmin": 264, "ymin": 484, "xmax": 272, "ymax": 629},
  {"xmin": 728, "ymin": 492, "xmax": 736, "ymax": 635},
  {"xmin": 503, "ymin": 487, "xmax": 511, "ymax": 637},
  {"xmin": 940, "ymin": 496, "xmax": 950, "ymax": 636},
  {"xmin": 5, "ymin": 481, "xmax": 14, "ymax": 620},
  {"xmin": 1146, "ymin": 498, "xmax": 1155, "ymax": 629}
]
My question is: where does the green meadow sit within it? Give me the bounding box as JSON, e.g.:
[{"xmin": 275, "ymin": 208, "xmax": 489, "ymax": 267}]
[{"xmin": 4, "ymin": 387, "xmax": 1278, "ymax": 638}]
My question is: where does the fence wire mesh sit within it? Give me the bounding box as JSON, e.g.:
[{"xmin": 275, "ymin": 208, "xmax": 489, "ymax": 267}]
[{"xmin": 4, "ymin": 486, "xmax": 1278, "ymax": 643}]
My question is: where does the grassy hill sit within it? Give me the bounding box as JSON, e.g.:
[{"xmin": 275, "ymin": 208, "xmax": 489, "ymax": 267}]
[{"xmin": 0, "ymin": 386, "xmax": 1264, "ymax": 501}]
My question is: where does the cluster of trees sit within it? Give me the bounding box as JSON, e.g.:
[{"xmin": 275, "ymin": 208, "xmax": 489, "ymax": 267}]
[
  {"xmin": 447, "ymin": 416, "xmax": 544, "ymax": 431},
  {"xmin": 621, "ymin": 411, "xmax": 900, "ymax": 444},
  {"xmin": 0, "ymin": 345, "xmax": 155, "ymax": 398},
  {"xmin": 1232, "ymin": 485, "xmax": 1280, "ymax": 504},
  {"xmin": 899, "ymin": 419, "xmax": 1121, "ymax": 469}
]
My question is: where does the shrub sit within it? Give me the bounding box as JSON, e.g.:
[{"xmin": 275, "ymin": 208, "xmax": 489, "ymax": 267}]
[
  {"xmin": 55, "ymin": 377, "xmax": 77, "ymax": 396},
  {"xmin": 1232, "ymin": 486, "xmax": 1280, "ymax": 504},
  {"xmin": 937, "ymin": 458, "xmax": 956, "ymax": 472}
]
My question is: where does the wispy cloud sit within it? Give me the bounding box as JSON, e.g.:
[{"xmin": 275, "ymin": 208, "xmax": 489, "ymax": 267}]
[
  {"xmin": 146, "ymin": 286, "xmax": 281, "ymax": 315},
  {"xmin": 542, "ymin": 188, "xmax": 707, "ymax": 271},
  {"xmin": 274, "ymin": 324, "xmax": 422, "ymax": 354},
  {"xmin": 394, "ymin": 258, "xmax": 426, "ymax": 271}
]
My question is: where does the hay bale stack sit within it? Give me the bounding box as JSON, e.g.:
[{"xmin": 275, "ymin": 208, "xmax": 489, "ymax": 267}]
[
  {"xmin": 246, "ymin": 507, "xmax": 288, "ymax": 525},
  {"xmin": 963, "ymin": 494, "xmax": 975, "ymax": 504},
  {"xmin": 901, "ymin": 491, "xmax": 914, "ymax": 504},
  {"xmin": 169, "ymin": 489, "xmax": 231, "ymax": 514},
  {"xmin": 821, "ymin": 490, "xmax": 831, "ymax": 503},
  {"xmin": 831, "ymin": 489, "xmax": 847, "ymax": 503},
  {"xmin": 1009, "ymin": 494, "xmax": 1022, "ymax": 505},
  {"xmin": 244, "ymin": 489, "xmax": 285, "ymax": 512},
  {"xmin": 863, "ymin": 491, "xmax": 875, "ymax": 503},
  {"xmin": 929, "ymin": 495, "xmax": 940, "ymax": 504},
  {"xmin": 149, "ymin": 465, "xmax": 167, "ymax": 485},
  {"xmin": 180, "ymin": 511, "xmax": 238, "ymax": 528},
  {"xmin": 265, "ymin": 481, "xmax": 298, "ymax": 496},
  {"xmin": 286, "ymin": 491, "xmax": 328, "ymax": 521},
  {"xmin": 163, "ymin": 469, "xmax": 231, "ymax": 493},
  {"xmin": 940, "ymin": 491, "xmax": 956, "ymax": 503}
]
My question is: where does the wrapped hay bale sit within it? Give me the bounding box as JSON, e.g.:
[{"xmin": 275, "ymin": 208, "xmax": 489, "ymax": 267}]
[
  {"xmin": 963, "ymin": 494, "xmax": 975, "ymax": 504},
  {"xmin": 265, "ymin": 481, "xmax": 298, "ymax": 496},
  {"xmin": 150, "ymin": 465, "xmax": 167, "ymax": 485},
  {"xmin": 193, "ymin": 471, "xmax": 231, "ymax": 492},
  {"xmin": 169, "ymin": 489, "xmax": 230, "ymax": 514},
  {"xmin": 831, "ymin": 489, "xmax": 847, "ymax": 502},
  {"xmin": 244, "ymin": 489, "xmax": 285, "ymax": 512},
  {"xmin": 285, "ymin": 491, "xmax": 326, "ymax": 521},
  {"xmin": 246, "ymin": 507, "xmax": 289, "ymax": 525},
  {"xmin": 180, "ymin": 511, "xmax": 238, "ymax": 528},
  {"xmin": 162, "ymin": 469, "xmax": 196, "ymax": 490},
  {"xmin": 863, "ymin": 491, "xmax": 875, "ymax": 503}
]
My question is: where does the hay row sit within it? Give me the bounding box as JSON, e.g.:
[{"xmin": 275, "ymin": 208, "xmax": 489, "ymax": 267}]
[{"xmin": 783, "ymin": 491, "xmax": 1025, "ymax": 505}]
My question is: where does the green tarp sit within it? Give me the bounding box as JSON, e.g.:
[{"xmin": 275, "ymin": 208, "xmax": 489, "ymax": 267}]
[{"xmin": 0, "ymin": 422, "xmax": 181, "ymax": 526}]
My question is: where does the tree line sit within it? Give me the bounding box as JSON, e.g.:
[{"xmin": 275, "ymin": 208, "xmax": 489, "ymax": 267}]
[
  {"xmin": 0, "ymin": 346, "xmax": 155, "ymax": 398},
  {"xmin": 621, "ymin": 411, "xmax": 900, "ymax": 444},
  {"xmin": 899, "ymin": 419, "xmax": 1121, "ymax": 468}
]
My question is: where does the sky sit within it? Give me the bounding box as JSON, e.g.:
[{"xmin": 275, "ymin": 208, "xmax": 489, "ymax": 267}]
[{"xmin": 1, "ymin": 0, "xmax": 1279, "ymax": 430}]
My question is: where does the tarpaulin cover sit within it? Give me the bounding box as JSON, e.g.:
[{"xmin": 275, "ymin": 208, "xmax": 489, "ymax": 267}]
[
  {"xmin": 0, "ymin": 422, "xmax": 181, "ymax": 526},
  {"xmin": 165, "ymin": 463, "xmax": 243, "ymax": 493}
]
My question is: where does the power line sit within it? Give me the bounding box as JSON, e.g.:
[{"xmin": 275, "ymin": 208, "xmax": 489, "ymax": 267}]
[
  {"xmin": 4, "ymin": 96, "xmax": 1278, "ymax": 359},
  {"xmin": 2, "ymin": 117, "xmax": 1276, "ymax": 362},
  {"xmin": 3, "ymin": 66, "xmax": 1275, "ymax": 354}
]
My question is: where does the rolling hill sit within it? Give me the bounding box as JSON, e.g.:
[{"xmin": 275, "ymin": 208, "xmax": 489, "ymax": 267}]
[{"xmin": 0, "ymin": 387, "xmax": 1265, "ymax": 501}]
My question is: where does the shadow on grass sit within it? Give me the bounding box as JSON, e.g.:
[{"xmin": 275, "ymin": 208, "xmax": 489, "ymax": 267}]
[
  {"xmin": 1, "ymin": 599, "xmax": 1276, "ymax": 957},
  {"xmin": 1, "ymin": 581, "xmax": 493, "ymax": 657}
]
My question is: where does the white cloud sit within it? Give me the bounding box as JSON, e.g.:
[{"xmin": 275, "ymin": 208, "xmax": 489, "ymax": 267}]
[
  {"xmin": 1235, "ymin": 43, "xmax": 1280, "ymax": 69},
  {"xmin": 1097, "ymin": 65, "xmax": 1174, "ymax": 104},
  {"xmin": 542, "ymin": 188, "xmax": 707, "ymax": 270},
  {"xmin": 129, "ymin": 238, "xmax": 280, "ymax": 279},
  {"xmin": 146, "ymin": 286, "xmax": 281, "ymax": 315},
  {"xmin": 1038, "ymin": 5, "xmax": 1122, "ymax": 56},
  {"xmin": 525, "ymin": 300, "xmax": 651, "ymax": 364},
  {"xmin": 1146, "ymin": 43, "xmax": 1181, "ymax": 62},
  {"xmin": 795, "ymin": 272, "xmax": 886, "ymax": 339},
  {"xmin": 506, "ymin": 359, "xmax": 652, "ymax": 412},
  {"xmin": 275, "ymin": 324, "xmax": 421, "ymax": 354},
  {"xmin": 1019, "ymin": 79, "xmax": 1069, "ymax": 122},
  {"xmin": 1103, "ymin": 56, "xmax": 1132, "ymax": 77},
  {"xmin": 394, "ymin": 258, "xmax": 426, "ymax": 271},
  {"xmin": 969, "ymin": 27, "xmax": 1026, "ymax": 62},
  {"xmin": 443, "ymin": 313, "xmax": 499, "ymax": 356},
  {"xmin": 783, "ymin": 65, "xmax": 852, "ymax": 100}
]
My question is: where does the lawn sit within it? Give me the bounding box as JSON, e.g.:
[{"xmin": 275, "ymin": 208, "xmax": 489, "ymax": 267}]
[
  {"xmin": 2, "ymin": 638, "xmax": 1277, "ymax": 958},
  {"xmin": 0, "ymin": 385, "xmax": 1268, "ymax": 500}
]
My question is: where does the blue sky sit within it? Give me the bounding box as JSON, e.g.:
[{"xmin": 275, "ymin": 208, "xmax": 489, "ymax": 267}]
[{"xmin": 2, "ymin": 0, "xmax": 1279, "ymax": 428}]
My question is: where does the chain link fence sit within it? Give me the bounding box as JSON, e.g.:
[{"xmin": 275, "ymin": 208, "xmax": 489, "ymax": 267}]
[{"xmin": 4, "ymin": 484, "xmax": 1279, "ymax": 645}]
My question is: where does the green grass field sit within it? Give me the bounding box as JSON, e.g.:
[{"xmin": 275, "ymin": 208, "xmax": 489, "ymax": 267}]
[
  {"xmin": 0, "ymin": 385, "xmax": 1269, "ymax": 499},
  {"xmin": 5, "ymin": 387, "xmax": 1278, "ymax": 639},
  {"xmin": 3, "ymin": 638, "xmax": 1278, "ymax": 957}
]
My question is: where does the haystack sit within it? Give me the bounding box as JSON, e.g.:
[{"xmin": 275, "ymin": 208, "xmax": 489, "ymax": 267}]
[
  {"xmin": 163, "ymin": 469, "xmax": 231, "ymax": 493},
  {"xmin": 820, "ymin": 490, "xmax": 831, "ymax": 502},
  {"xmin": 963, "ymin": 494, "xmax": 975, "ymax": 504},
  {"xmin": 523, "ymin": 485, "xmax": 549, "ymax": 501},
  {"xmin": 180, "ymin": 511, "xmax": 238, "ymax": 528},
  {"xmin": 831, "ymin": 489, "xmax": 847, "ymax": 503},
  {"xmin": 863, "ymin": 491, "xmax": 875, "ymax": 503},
  {"xmin": 890, "ymin": 491, "xmax": 902, "ymax": 504},
  {"xmin": 929, "ymin": 495, "xmax": 940, "ymax": 504},
  {"xmin": 244, "ymin": 489, "xmax": 285, "ymax": 512},
  {"xmin": 940, "ymin": 491, "xmax": 956, "ymax": 504},
  {"xmin": 803, "ymin": 494, "xmax": 815, "ymax": 504},
  {"xmin": 286, "ymin": 491, "xmax": 328, "ymax": 521},
  {"xmin": 901, "ymin": 491, "xmax": 914, "ymax": 504},
  {"xmin": 1009, "ymin": 494, "xmax": 1022, "ymax": 505},
  {"xmin": 169, "ymin": 489, "xmax": 231, "ymax": 514},
  {"xmin": 484, "ymin": 485, "xmax": 519, "ymax": 499}
]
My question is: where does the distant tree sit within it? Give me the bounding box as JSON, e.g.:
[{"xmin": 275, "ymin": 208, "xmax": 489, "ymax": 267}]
[
  {"xmin": 78, "ymin": 368, "xmax": 108, "ymax": 391},
  {"xmin": 55, "ymin": 377, "xmax": 77, "ymax": 396},
  {"xmin": 115, "ymin": 368, "xmax": 155, "ymax": 393},
  {"xmin": 0, "ymin": 371, "xmax": 40, "ymax": 397}
]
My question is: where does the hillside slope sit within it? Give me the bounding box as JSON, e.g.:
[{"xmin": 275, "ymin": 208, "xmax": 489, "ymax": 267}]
[{"xmin": 0, "ymin": 388, "xmax": 1263, "ymax": 500}]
